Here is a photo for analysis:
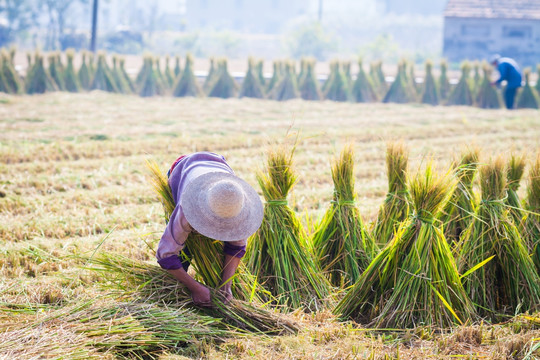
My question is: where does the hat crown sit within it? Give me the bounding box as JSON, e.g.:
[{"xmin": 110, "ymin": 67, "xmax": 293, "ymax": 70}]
[{"xmin": 207, "ymin": 180, "xmax": 245, "ymax": 218}]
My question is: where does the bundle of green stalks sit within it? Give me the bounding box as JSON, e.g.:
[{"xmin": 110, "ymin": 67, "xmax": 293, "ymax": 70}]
[
  {"xmin": 370, "ymin": 60, "xmax": 387, "ymax": 98},
  {"xmin": 439, "ymin": 60, "xmax": 451, "ymax": 101},
  {"xmin": 90, "ymin": 52, "xmax": 118, "ymax": 93},
  {"xmin": 1, "ymin": 49, "xmax": 22, "ymax": 93},
  {"xmin": 246, "ymin": 146, "xmax": 331, "ymax": 310},
  {"xmin": 135, "ymin": 54, "xmax": 151, "ymax": 86},
  {"xmin": 153, "ymin": 56, "xmax": 168, "ymax": 90},
  {"xmin": 266, "ymin": 60, "xmax": 283, "ymax": 94},
  {"xmin": 145, "ymin": 160, "xmax": 271, "ymax": 305},
  {"xmin": 524, "ymin": 154, "xmax": 540, "ymax": 272},
  {"xmin": 63, "ymin": 49, "xmax": 81, "ymax": 93},
  {"xmin": 408, "ymin": 61, "xmax": 420, "ymax": 95},
  {"xmin": 48, "ymin": 53, "xmax": 65, "ymax": 91},
  {"xmin": 505, "ymin": 154, "xmax": 526, "ymax": 227},
  {"xmin": 203, "ymin": 57, "xmax": 216, "ymax": 92},
  {"xmin": 297, "ymin": 58, "xmax": 307, "ymax": 84},
  {"xmin": 207, "ymin": 59, "xmax": 238, "ymax": 98},
  {"xmin": 383, "ymin": 60, "xmax": 416, "ymax": 103},
  {"xmin": 536, "ymin": 65, "xmax": 540, "ymax": 95},
  {"xmin": 139, "ymin": 57, "xmax": 165, "ymax": 97},
  {"xmin": 371, "ymin": 142, "xmax": 411, "ymax": 247},
  {"xmin": 270, "ymin": 61, "xmax": 300, "ymax": 101},
  {"xmin": 447, "ymin": 61, "xmax": 473, "ymax": 106},
  {"xmin": 323, "ymin": 60, "xmax": 350, "ymax": 102},
  {"xmin": 174, "ymin": 55, "xmax": 181, "ymax": 77},
  {"xmin": 336, "ymin": 164, "xmax": 476, "ymax": 328},
  {"xmin": 78, "ymin": 51, "xmax": 92, "ymax": 90},
  {"xmin": 311, "ymin": 145, "xmax": 375, "ymax": 287},
  {"xmin": 111, "ymin": 56, "xmax": 132, "ymax": 94},
  {"xmin": 475, "ymin": 63, "xmax": 501, "ymax": 109},
  {"xmin": 172, "ymin": 53, "xmax": 203, "ymax": 97},
  {"xmin": 119, "ymin": 57, "xmax": 135, "ymax": 92},
  {"xmin": 342, "ymin": 61, "xmax": 353, "ymax": 88},
  {"xmin": 89, "ymin": 253, "xmax": 298, "ymax": 335},
  {"xmin": 0, "ymin": 58, "xmax": 11, "ymax": 93},
  {"xmin": 298, "ymin": 58, "xmax": 322, "ymax": 101},
  {"xmin": 255, "ymin": 59, "xmax": 265, "ymax": 88},
  {"xmin": 516, "ymin": 68, "xmax": 540, "ymax": 109},
  {"xmin": 351, "ymin": 58, "xmax": 377, "ymax": 103},
  {"xmin": 457, "ymin": 158, "xmax": 540, "ymax": 319},
  {"xmin": 421, "ymin": 60, "xmax": 439, "ymax": 105},
  {"xmin": 439, "ymin": 148, "xmax": 480, "ymax": 247},
  {"xmin": 0, "ymin": 298, "xmax": 233, "ymax": 359},
  {"xmin": 25, "ymin": 52, "xmax": 58, "ymax": 94},
  {"xmin": 87, "ymin": 52, "xmax": 96, "ymax": 77},
  {"xmin": 239, "ymin": 57, "xmax": 264, "ymax": 99},
  {"xmin": 164, "ymin": 55, "xmax": 175, "ymax": 88},
  {"xmin": 472, "ymin": 61, "xmax": 482, "ymax": 97}
]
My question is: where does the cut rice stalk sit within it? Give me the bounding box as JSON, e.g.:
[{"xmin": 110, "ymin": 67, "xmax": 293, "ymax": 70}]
[{"xmin": 505, "ymin": 154, "xmax": 526, "ymax": 227}]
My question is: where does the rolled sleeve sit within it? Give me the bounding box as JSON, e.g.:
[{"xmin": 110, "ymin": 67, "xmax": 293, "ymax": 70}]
[
  {"xmin": 223, "ymin": 239, "xmax": 247, "ymax": 258},
  {"xmin": 156, "ymin": 205, "xmax": 191, "ymax": 270}
]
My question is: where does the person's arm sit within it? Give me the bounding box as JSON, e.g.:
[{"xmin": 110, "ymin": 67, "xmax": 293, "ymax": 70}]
[
  {"xmin": 167, "ymin": 268, "xmax": 211, "ymax": 306},
  {"xmin": 219, "ymin": 241, "xmax": 247, "ymax": 301},
  {"xmin": 494, "ymin": 63, "xmax": 508, "ymax": 85}
]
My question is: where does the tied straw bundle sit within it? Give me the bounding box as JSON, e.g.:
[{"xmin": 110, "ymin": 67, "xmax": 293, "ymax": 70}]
[
  {"xmin": 505, "ymin": 154, "xmax": 526, "ymax": 227},
  {"xmin": 336, "ymin": 164, "xmax": 476, "ymax": 328},
  {"xmin": 457, "ymin": 158, "xmax": 540, "ymax": 319},
  {"xmin": 440, "ymin": 148, "xmax": 480, "ymax": 247},
  {"xmin": 524, "ymin": 154, "xmax": 540, "ymax": 272},
  {"xmin": 312, "ymin": 144, "xmax": 376, "ymax": 287},
  {"xmin": 246, "ymin": 146, "xmax": 331, "ymax": 311},
  {"xmin": 372, "ymin": 142, "xmax": 411, "ymax": 247}
]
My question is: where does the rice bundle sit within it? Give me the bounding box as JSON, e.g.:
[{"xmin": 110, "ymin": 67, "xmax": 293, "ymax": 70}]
[
  {"xmin": 505, "ymin": 154, "xmax": 526, "ymax": 227},
  {"xmin": 153, "ymin": 56, "xmax": 167, "ymax": 90},
  {"xmin": 270, "ymin": 61, "xmax": 299, "ymax": 101},
  {"xmin": 111, "ymin": 56, "xmax": 131, "ymax": 94},
  {"xmin": 311, "ymin": 145, "xmax": 375, "ymax": 287},
  {"xmin": 246, "ymin": 146, "xmax": 331, "ymax": 310},
  {"xmin": 48, "ymin": 53, "xmax": 65, "ymax": 91},
  {"xmin": 208, "ymin": 59, "xmax": 238, "ymax": 98},
  {"xmin": 439, "ymin": 60, "xmax": 451, "ymax": 101},
  {"xmin": 421, "ymin": 60, "xmax": 439, "ymax": 105},
  {"xmin": 524, "ymin": 154, "xmax": 540, "ymax": 272},
  {"xmin": 239, "ymin": 57, "xmax": 264, "ymax": 99},
  {"xmin": 78, "ymin": 51, "xmax": 92, "ymax": 90},
  {"xmin": 351, "ymin": 58, "xmax": 377, "ymax": 103},
  {"xmin": 172, "ymin": 53, "xmax": 203, "ymax": 97},
  {"xmin": 447, "ymin": 62, "xmax": 473, "ymax": 106},
  {"xmin": 0, "ymin": 299, "xmax": 232, "ymax": 358},
  {"xmin": 135, "ymin": 55, "xmax": 150, "ymax": 87},
  {"xmin": 383, "ymin": 60, "xmax": 416, "ymax": 103},
  {"xmin": 408, "ymin": 61, "xmax": 420, "ymax": 95},
  {"xmin": 475, "ymin": 63, "xmax": 501, "ymax": 109},
  {"xmin": 63, "ymin": 49, "xmax": 81, "ymax": 93},
  {"xmin": 342, "ymin": 61, "xmax": 353, "ymax": 88},
  {"xmin": 119, "ymin": 57, "xmax": 135, "ymax": 92},
  {"xmin": 472, "ymin": 61, "xmax": 482, "ymax": 97},
  {"xmin": 266, "ymin": 60, "xmax": 282, "ymax": 94},
  {"xmin": 371, "ymin": 142, "xmax": 411, "ymax": 246},
  {"xmin": 1, "ymin": 49, "xmax": 22, "ymax": 93},
  {"xmin": 0, "ymin": 61, "xmax": 11, "ymax": 94},
  {"xmin": 174, "ymin": 55, "xmax": 181, "ymax": 77},
  {"xmin": 90, "ymin": 53, "xmax": 118, "ymax": 93},
  {"xmin": 336, "ymin": 164, "xmax": 475, "ymax": 328},
  {"xmin": 439, "ymin": 148, "xmax": 480, "ymax": 247},
  {"xmin": 323, "ymin": 60, "xmax": 350, "ymax": 102},
  {"xmin": 370, "ymin": 60, "xmax": 387, "ymax": 97},
  {"xmin": 139, "ymin": 57, "xmax": 165, "ymax": 97},
  {"xmin": 25, "ymin": 53, "xmax": 58, "ymax": 94},
  {"xmin": 516, "ymin": 68, "xmax": 540, "ymax": 109},
  {"xmin": 457, "ymin": 158, "xmax": 540, "ymax": 319},
  {"xmin": 164, "ymin": 55, "xmax": 175, "ymax": 88},
  {"xmin": 255, "ymin": 60, "xmax": 265, "ymax": 88},
  {"xmin": 297, "ymin": 58, "xmax": 307, "ymax": 84},
  {"xmin": 298, "ymin": 58, "xmax": 322, "ymax": 101},
  {"xmin": 535, "ymin": 65, "xmax": 540, "ymax": 95},
  {"xmin": 203, "ymin": 57, "xmax": 217, "ymax": 92}
]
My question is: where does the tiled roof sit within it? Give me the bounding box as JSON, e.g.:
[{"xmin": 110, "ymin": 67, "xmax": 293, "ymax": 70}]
[{"xmin": 444, "ymin": 0, "xmax": 540, "ymax": 20}]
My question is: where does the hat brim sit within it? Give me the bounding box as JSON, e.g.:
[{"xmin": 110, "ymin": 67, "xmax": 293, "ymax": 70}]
[{"xmin": 180, "ymin": 172, "xmax": 264, "ymax": 242}]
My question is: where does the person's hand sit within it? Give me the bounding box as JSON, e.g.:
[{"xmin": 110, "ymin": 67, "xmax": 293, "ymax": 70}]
[
  {"xmin": 219, "ymin": 287, "xmax": 233, "ymax": 304},
  {"xmin": 191, "ymin": 283, "xmax": 212, "ymax": 307}
]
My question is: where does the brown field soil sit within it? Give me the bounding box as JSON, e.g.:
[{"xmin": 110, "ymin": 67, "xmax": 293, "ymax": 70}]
[{"xmin": 0, "ymin": 92, "xmax": 539, "ymax": 359}]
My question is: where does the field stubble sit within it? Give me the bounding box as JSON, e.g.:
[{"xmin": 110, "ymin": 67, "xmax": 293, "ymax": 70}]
[{"xmin": 1, "ymin": 92, "xmax": 540, "ymax": 359}]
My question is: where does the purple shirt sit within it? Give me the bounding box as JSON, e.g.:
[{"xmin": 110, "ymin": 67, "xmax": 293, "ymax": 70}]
[{"xmin": 156, "ymin": 152, "xmax": 247, "ymax": 270}]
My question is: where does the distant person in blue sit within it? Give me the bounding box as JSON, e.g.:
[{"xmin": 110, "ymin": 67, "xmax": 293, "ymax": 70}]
[{"xmin": 489, "ymin": 54, "xmax": 522, "ymax": 109}]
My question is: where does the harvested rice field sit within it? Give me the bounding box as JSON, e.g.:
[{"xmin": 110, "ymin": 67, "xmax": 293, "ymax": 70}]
[{"xmin": 1, "ymin": 92, "xmax": 540, "ymax": 359}]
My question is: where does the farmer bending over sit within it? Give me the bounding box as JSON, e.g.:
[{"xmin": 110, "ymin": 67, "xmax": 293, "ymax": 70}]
[
  {"xmin": 156, "ymin": 152, "xmax": 263, "ymax": 307},
  {"xmin": 490, "ymin": 54, "xmax": 522, "ymax": 109}
]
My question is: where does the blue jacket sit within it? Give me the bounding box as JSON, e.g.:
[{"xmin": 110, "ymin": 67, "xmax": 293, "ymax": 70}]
[{"xmin": 496, "ymin": 58, "xmax": 522, "ymax": 88}]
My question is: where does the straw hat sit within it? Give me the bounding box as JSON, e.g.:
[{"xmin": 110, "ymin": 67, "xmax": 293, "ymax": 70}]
[{"xmin": 181, "ymin": 172, "xmax": 264, "ymax": 241}]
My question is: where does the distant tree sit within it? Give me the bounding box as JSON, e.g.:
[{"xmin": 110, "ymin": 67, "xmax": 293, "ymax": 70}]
[
  {"xmin": 41, "ymin": 0, "xmax": 87, "ymax": 50},
  {"xmin": 0, "ymin": 0, "xmax": 36, "ymax": 44},
  {"xmin": 286, "ymin": 21, "xmax": 337, "ymax": 61}
]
